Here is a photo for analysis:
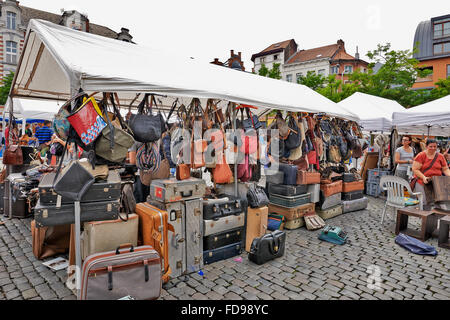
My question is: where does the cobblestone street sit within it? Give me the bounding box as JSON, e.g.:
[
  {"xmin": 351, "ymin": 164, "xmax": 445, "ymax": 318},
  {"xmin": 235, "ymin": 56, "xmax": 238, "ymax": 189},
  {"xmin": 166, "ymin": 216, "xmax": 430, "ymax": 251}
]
[{"xmin": 0, "ymin": 197, "xmax": 449, "ymax": 300}]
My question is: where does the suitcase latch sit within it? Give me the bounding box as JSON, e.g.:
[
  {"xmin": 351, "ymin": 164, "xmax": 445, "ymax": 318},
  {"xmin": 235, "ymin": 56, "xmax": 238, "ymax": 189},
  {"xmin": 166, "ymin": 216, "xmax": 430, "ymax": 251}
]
[
  {"xmin": 224, "ymin": 204, "xmax": 228, "ymax": 209},
  {"xmin": 107, "ymin": 204, "xmax": 112, "ymax": 211},
  {"xmin": 42, "ymin": 209, "xmax": 48, "ymax": 219},
  {"xmin": 104, "ymin": 188, "xmax": 109, "ymax": 192},
  {"xmin": 194, "ymin": 208, "xmax": 201, "ymax": 217},
  {"xmin": 194, "ymin": 256, "xmax": 201, "ymax": 264},
  {"xmin": 176, "ymin": 261, "xmax": 182, "ymax": 269}
]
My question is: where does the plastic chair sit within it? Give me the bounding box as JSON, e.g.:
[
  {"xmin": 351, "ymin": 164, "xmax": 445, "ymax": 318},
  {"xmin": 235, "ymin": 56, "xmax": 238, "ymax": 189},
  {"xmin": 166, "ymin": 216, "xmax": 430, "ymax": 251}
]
[{"xmin": 379, "ymin": 175, "xmax": 423, "ymax": 225}]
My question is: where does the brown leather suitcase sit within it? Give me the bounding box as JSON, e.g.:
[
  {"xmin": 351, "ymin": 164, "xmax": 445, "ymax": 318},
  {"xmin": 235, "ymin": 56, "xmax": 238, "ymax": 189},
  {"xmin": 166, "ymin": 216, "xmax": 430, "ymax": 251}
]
[
  {"xmin": 320, "ymin": 180, "xmax": 343, "ymax": 197},
  {"xmin": 268, "ymin": 202, "xmax": 315, "ymax": 221},
  {"xmin": 342, "ymin": 180, "xmax": 365, "ymax": 193},
  {"xmin": 432, "ymin": 176, "xmax": 450, "ymax": 202},
  {"xmin": 135, "ymin": 203, "xmax": 173, "ymax": 283},
  {"xmin": 245, "ymin": 206, "xmax": 268, "ymax": 252},
  {"xmin": 297, "ymin": 171, "xmax": 320, "ymax": 185},
  {"xmin": 31, "ymin": 220, "xmax": 70, "ymax": 260}
]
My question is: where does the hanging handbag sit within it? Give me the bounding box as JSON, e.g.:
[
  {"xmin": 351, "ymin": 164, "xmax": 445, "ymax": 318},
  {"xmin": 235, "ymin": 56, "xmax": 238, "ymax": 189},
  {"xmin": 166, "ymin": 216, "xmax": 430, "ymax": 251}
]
[
  {"xmin": 241, "ymin": 106, "xmax": 262, "ymax": 131},
  {"xmin": 237, "ymin": 153, "xmax": 252, "ymax": 182},
  {"xmin": 212, "ymin": 154, "xmax": 233, "ymax": 184},
  {"xmin": 247, "ymin": 183, "xmax": 269, "ymax": 208},
  {"xmin": 53, "ymin": 160, "xmax": 95, "ymax": 201},
  {"xmin": 53, "ymin": 91, "xmax": 88, "ymax": 140},
  {"xmin": 248, "ymin": 230, "xmax": 286, "ymax": 265},
  {"xmin": 3, "ymin": 144, "xmax": 23, "ymax": 165},
  {"xmin": 128, "ymin": 94, "xmax": 164, "ymax": 143},
  {"xmin": 176, "ymin": 164, "xmax": 190, "ymax": 180},
  {"xmin": 285, "ymin": 114, "xmax": 301, "ymax": 150}
]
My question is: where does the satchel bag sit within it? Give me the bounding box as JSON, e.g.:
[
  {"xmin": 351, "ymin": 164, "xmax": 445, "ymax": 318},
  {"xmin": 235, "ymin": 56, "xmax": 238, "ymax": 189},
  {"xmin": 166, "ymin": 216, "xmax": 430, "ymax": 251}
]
[
  {"xmin": 285, "ymin": 115, "xmax": 301, "ymax": 150},
  {"xmin": 248, "ymin": 230, "xmax": 286, "ymax": 265},
  {"xmin": 140, "ymin": 158, "xmax": 170, "ymax": 186},
  {"xmin": 3, "ymin": 144, "xmax": 23, "ymax": 165},
  {"xmin": 410, "ymin": 153, "xmax": 438, "ymax": 191},
  {"xmin": 136, "ymin": 142, "xmax": 161, "ymax": 171},
  {"xmin": 241, "ymin": 106, "xmax": 262, "ymax": 131},
  {"xmin": 176, "ymin": 164, "xmax": 190, "ymax": 180},
  {"xmin": 53, "ymin": 160, "xmax": 95, "ymax": 202},
  {"xmin": 128, "ymin": 94, "xmax": 164, "ymax": 143},
  {"xmin": 212, "ymin": 155, "xmax": 233, "ymax": 184},
  {"xmin": 247, "ymin": 183, "xmax": 269, "ymax": 208}
]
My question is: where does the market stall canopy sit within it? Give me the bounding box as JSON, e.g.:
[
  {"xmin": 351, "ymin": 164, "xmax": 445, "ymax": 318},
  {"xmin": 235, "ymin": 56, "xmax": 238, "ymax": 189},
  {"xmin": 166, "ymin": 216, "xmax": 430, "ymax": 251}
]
[
  {"xmin": 392, "ymin": 94, "xmax": 450, "ymax": 136},
  {"xmin": 338, "ymin": 92, "xmax": 405, "ymax": 132},
  {"xmin": 10, "ymin": 19, "xmax": 359, "ymax": 121},
  {"xmin": 4, "ymin": 97, "xmax": 62, "ymax": 121}
]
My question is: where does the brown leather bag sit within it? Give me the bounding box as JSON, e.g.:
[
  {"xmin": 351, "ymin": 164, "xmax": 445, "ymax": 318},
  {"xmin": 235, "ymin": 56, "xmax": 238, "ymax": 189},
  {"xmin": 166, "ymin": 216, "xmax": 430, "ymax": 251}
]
[
  {"xmin": 176, "ymin": 164, "xmax": 190, "ymax": 180},
  {"xmin": 342, "ymin": 180, "xmax": 365, "ymax": 193},
  {"xmin": 140, "ymin": 159, "xmax": 170, "ymax": 186},
  {"xmin": 212, "ymin": 155, "xmax": 233, "ymax": 184},
  {"xmin": 3, "ymin": 144, "xmax": 23, "ymax": 165},
  {"xmin": 297, "ymin": 170, "xmax": 320, "ymax": 185},
  {"xmin": 31, "ymin": 220, "xmax": 70, "ymax": 260}
]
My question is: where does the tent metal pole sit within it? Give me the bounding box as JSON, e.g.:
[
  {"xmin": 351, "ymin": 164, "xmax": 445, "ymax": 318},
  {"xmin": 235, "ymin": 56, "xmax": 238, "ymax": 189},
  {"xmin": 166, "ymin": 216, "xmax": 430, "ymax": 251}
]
[
  {"xmin": 233, "ymin": 104, "xmax": 238, "ymax": 197},
  {"xmin": 8, "ymin": 99, "xmax": 13, "ymax": 220}
]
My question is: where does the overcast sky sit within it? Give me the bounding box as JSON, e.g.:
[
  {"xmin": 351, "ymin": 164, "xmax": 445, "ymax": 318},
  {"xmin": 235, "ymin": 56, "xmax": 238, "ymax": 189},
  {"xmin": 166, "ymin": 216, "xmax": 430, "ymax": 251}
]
[{"xmin": 19, "ymin": 0, "xmax": 450, "ymax": 69}]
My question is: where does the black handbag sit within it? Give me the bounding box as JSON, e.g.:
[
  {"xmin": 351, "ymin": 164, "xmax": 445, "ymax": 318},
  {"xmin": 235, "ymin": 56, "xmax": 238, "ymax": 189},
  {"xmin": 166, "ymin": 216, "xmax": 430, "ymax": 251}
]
[
  {"xmin": 53, "ymin": 160, "xmax": 95, "ymax": 202},
  {"xmin": 128, "ymin": 94, "xmax": 165, "ymax": 143},
  {"xmin": 285, "ymin": 115, "xmax": 301, "ymax": 150},
  {"xmin": 248, "ymin": 230, "xmax": 286, "ymax": 265},
  {"xmin": 247, "ymin": 183, "xmax": 269, "ymax": 208},
  {"xmin": 242, "ymin": 108, "xmax": 262, "ymax": 131}
]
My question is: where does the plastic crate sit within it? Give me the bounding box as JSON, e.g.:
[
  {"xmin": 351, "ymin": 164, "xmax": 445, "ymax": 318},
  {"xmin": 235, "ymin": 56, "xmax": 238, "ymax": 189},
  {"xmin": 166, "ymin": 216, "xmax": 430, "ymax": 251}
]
[
  {"xmin": 365, "ymin": 181, "xmax": 383, "ymax": 197},
  {"xmin": 367, "ymin": 168, "xmax": 392, "ymax": 183}
]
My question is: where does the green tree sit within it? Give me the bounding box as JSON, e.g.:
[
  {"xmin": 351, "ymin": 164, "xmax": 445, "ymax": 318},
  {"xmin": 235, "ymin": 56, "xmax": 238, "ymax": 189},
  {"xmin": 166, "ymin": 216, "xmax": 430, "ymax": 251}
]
[
  {"xmin": 258, "ymin": 64, "xmax": 269, "ymax": 77},
  {"xmin": 297, "ymin": 71, "xmax": 326, "ymax": 90},
  {"xmin": 268, "ymin": 63, "xmax": 282, "ymax": 80},
  {"xmin": 0, "ymin": 72, "xmax": 14, "ymax": 105}
]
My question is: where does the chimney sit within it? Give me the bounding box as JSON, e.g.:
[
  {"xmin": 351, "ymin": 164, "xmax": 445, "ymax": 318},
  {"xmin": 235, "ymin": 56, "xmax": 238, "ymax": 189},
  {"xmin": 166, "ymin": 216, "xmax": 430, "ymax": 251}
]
[
  {"xmin": 230, "ymin": 50, "xmax": 234, "ymax": 57},
  {"xmin": 337, "ymin": 39, "xmax": 345, "ymax": 48},
  {"xmin": 355, "ymin": 46, "xmax": 360, "ymax": 60},
  {"xmin": 238, "ymin": 52, "xmax": 242, "ymax": 59}
]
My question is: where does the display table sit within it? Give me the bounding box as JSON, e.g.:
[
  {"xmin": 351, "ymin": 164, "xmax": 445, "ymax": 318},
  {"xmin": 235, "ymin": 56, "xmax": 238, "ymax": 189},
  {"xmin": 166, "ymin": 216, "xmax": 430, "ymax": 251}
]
[{"xmin": 395, "ymin": 207, "xmax": 438, "ymax": 241}]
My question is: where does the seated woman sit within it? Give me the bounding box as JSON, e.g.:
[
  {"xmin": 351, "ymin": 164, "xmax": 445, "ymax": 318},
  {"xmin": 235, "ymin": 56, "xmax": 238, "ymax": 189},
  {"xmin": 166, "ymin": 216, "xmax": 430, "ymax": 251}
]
[
  {"xmin": 412, "ymin": 139, "xmax": 450, "ymax": 208},
  {"xmin": 394, "ymin": 135, "xmax": 414, "ymax": 180}
]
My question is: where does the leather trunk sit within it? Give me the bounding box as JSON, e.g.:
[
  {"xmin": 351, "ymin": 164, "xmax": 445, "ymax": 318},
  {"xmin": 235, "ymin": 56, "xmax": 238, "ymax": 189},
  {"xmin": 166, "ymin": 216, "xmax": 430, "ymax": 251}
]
[
  {"xmin": 316, "ymin": 205, "xmax": 343, "ymax": 220},
  {"xmin": 34, "ymin": 199, "xmax": 119, "ymax": 227},
  {"xmin": 203, "ymin": 242, "xmax": 243, "ymax": 265},
  {"xmin": 267, "ymin": 183, "xmax": 307, "ymax": 197},
  {"xmin": 149, "ymin": 177, "xmax": 206, "ymax": 203},
  {"xmin": 245, "ymin": 206, "xmax": 268, "ymax": 252},
  {"xmin": 265, "ymin": 171, "xmax": 284, "ymax": 185},
  {"xmin": 268, "ymin": 193, "xmax": 311, "ymax": 208},
  {"xmin": 307, "ymin": 184, "xmax": 320, "ymax": 203},
  {"xmin": 31, "ymin": 220, "xmax": 70, "ymax": 260},
  {"xmin": 39, "ymin": 171, "xmax": 121, "ymax": 205},
  {"xmin": 343, "ymin": 173, "xmax": 357, "ymax": 182},
  {"xmin": 278, "ymin": 163, "xmax": 298, "ymax": 185},
  {"xmin": 135, "ymin": 203, "xmax": 172, "ymax": 282},
  {"xmin": 81, "ymin": 214, "xmax": 139, "ymax": 260},
  {"xmin": 342, "ymin": 197, "xmax": 369, "ymax": 213},
  {"xmin": 318, "ymin": 192, "xmax": 342, "ymax": 211},
  {"xmin": 184, "ymin": 199, "xmax": 204, "ymax": 274},
  {"xmin": 4, "ymin": 174, "xmax": 31, "ymax": 219},
  {"xmin": 80, "ymin": 245, "xmax": 161, "ymax": 300},
  {"xmin": 204, "ymin": 227, "xmax": 244, "ymax": 251},
  {"xmin": 268, "ymin": 202, "xmax": 315, "ymax": 220},
  {"xmin": 432, "ymin": 176, "xmax": 450, "ymax": 202},
  {"xmin": 248, "ymin": 230, "xmax": 286, "ymax": 265},
  {"xmin": 284, "ymin": 218, "xmax": 305, "ymax": 230},
  {"xmin": 203, "ymin": 212, "xmax": 245, "ymax": 237},
  {"xmin": 342, "ymin": 180, "xmax": 365, "ymax": 193},
  {"xmin": 342, "ymin": 190, "xmax": 364, "ymax": 201},
  {"xmin": 203, "ymin": 194, "xmax": 247, "ymax": 220},
  {"xmin": 320, "ymin": 180, "xmax": 343, "ymax": 197},
  {"xmin": 297, "ymin": 171, "xmax": 321, "ymax": 185}
]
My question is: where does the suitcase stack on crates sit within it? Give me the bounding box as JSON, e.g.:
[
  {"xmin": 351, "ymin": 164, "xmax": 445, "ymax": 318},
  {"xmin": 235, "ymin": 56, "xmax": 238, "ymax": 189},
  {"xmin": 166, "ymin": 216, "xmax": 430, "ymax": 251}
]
[
  {"xmin": 143, "ymin": 177, "xmax": 206, "ymax": 282},
  {"xmin": 202, "ymin": 194, "xmax": 247, "ymax": 265},
  {"xmin": 366, "ymin": 168, "xmax": 391, "ymax": 197},
  {"xmin": 317, "ymin": 180, "xmax": 343, "ymax": 220},
  {"xmin": 342, "ymin": 175, "xmax": 368, "ymax": 213}
]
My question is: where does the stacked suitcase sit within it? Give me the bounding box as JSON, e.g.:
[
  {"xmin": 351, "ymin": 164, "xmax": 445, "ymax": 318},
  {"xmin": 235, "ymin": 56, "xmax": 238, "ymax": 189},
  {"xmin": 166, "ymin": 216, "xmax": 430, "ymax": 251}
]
[
  {"xmin": 342, "ymin": 176, "xmax": 368, "ymax": 213},
  {"xmin": 202, "ymin": 194, "xmax": 247, "ymax": 265},
  {"xmin": 317, "ymin": 180, "xmax": 343, "ymax": 220},
  {"xmin": 146, "ymin": 177, "xmax": 206, "ymax": 280}
]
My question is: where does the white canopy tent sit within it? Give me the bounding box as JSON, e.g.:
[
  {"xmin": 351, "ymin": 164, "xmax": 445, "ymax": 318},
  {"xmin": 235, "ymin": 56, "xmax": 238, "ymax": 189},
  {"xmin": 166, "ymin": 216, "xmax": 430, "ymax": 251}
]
[
  {"xmin": 10, "ymin": 19, "xmax": 358, "ymax": 121},
  {"xmin": 337, "ymin": 92, "xmax": 405, "ymax": 132},
  {"xmin": 4, "ymin": 97, "xmax": 62, "ymax": 121},
  {"xmin": 392, "ymin": 94, "xmax": 450, "ymax": 137}
]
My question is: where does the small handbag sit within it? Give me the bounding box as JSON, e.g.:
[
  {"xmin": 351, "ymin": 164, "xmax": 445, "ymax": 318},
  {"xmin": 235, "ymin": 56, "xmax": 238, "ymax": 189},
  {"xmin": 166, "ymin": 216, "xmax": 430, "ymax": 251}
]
[
  {"xmin": 176, "ymin": 164, "xmax": 190, "ymax": 181},
  {"xmin": 285, "ymin": 115, "xmax": 301, "ymax": 150},
  {"xmin": 247, "ymin": 183, "xmax": 269, "ymax": 208},
  {"xmin": 3, "ymin": 144, "xmax": 23, "ymax": 165},
  {"xmin": 248, "ymin": 230, "xmax": 286, "ymax": 265}
]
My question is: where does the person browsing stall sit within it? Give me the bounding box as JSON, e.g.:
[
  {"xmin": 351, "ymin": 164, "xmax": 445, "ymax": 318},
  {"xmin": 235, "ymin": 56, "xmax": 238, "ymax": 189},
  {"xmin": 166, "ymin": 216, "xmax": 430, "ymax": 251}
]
[
  {"xmin": 35, "ymin": 120, "xmax": 54, "ymax": 154},
  {"xmin": 394, "ymin": 135, "xmax": 414, "ymax": 180}
]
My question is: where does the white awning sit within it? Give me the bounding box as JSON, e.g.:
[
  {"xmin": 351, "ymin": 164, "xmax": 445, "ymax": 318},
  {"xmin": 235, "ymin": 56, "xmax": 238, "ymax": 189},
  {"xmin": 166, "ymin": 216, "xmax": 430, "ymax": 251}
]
[{"xmin": 4, "ymin": 97, "xmax": 63, "ymax": 121}]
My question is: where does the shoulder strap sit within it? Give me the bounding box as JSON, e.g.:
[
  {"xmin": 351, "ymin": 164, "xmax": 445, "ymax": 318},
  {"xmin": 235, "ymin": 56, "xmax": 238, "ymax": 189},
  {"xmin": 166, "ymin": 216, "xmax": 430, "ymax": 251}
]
[{"xmin": 422, "ymin": 153, "xmax": 439, "ymax": 175}]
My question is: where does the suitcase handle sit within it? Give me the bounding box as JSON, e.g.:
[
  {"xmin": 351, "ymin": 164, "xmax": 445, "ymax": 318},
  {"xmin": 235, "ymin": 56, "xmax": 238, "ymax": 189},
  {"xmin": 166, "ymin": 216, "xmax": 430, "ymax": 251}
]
[
  {"xmin": 116, "ymin": 244, "xmax": 134, "ymax": 255},
  {"xmin": 181, "ymin": 190, "xmax": 193, "ymax": 198}
]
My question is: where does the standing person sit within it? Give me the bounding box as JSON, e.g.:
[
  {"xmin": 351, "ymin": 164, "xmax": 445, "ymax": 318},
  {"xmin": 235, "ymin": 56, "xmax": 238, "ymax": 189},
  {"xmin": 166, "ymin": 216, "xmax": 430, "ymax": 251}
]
[
  {"xmin": 128, "ymin": 141, "xmax": 148, "ymax": 203},
  {"xmin": 35, "ymin": 120, "xmax": 54, "ymax": 156},
  {"xmin": 394, "ymin": 135, "xmax": 414, "ymax": 180},
  {"xmin": 412, "ymin": 139, "xmax": 450, "ymax": 208},
  {"xmin": 24, "ymin": 123, "xmax": 33, "ymax": 138}
]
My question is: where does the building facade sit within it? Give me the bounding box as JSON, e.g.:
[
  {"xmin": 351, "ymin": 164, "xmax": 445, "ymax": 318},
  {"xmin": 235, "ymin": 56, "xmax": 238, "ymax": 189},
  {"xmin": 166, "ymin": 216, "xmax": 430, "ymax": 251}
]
[
  {"xmin": 412, "ymin": 14, "xmax": 450, "ymax": 90},
  {"xmin": 251, "ymin": 39, "xmax": 298, "ymax": 74},
  {"xmin": 0, "ymin": 0, "xmax": 133, "ymax": 82}
]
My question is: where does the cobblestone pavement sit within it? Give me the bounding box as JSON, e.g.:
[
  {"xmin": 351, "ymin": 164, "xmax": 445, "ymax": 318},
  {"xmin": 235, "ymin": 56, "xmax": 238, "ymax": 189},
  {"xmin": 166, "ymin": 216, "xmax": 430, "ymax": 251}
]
[{"xmin": 0, "ymin": 197, "xmax": 449, "ymax": 300}]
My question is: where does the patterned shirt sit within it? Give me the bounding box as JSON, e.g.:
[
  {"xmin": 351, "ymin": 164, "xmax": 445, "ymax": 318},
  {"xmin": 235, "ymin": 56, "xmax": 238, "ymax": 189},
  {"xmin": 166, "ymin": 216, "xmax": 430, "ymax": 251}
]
[{"xmin": 35, "ymin": 126, "xmax": 53, "ymax": 144}]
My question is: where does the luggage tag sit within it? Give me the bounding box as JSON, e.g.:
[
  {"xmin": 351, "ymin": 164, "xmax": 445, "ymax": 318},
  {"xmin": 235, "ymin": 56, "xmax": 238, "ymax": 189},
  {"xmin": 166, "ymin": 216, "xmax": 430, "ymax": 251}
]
[{"xmin": 56, "ymin": 195, "xmax": 62, "ymax": 208}]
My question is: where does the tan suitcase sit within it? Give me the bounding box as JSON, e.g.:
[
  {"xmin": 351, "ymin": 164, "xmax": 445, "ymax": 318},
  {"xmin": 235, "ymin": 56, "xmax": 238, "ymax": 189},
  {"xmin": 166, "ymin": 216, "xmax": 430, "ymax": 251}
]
[
  {"xmin": 268, "ymin": 202, "xmax": 315, "ymax": 220},
  {"xmin": 342, "ymin": 180, "xmax": 365, "ymax": 193},
  {"xmin": 284, "ymin": 218, "xmax": 305, "ymax": 230},
  {"xmin": 245, "ymin": 206, "xmax": 268, "ymax": 252},
  {"xmin": 81, "ymin": 214, "xmax": 139, "ymax": 260},
  {"xmin": 31, "ymin": 220, "xmax": 70, "ymax": 260},
  {"xmin": 316, "ymin": 205, "xmax": 343, "ymax": 220}
]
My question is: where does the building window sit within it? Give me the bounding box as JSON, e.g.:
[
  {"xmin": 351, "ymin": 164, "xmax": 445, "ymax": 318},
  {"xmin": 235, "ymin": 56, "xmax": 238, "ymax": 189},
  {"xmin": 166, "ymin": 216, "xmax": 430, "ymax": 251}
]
[
  {"xmin": 330, "ymin": 66, "xmax": 339, "ymax": 74},
  {"xmin": 273, "ymin": 54, "xmax": 278, "ymax": 61},
  {"xmin": 416, "ymin": 66, "xmax": 433, "ymax": 82},
  {"xmin": 6, "ymin": 41, "xmax": 17, "ymax": 64},
  {"xmin": 260, "ymin": 57, "xmax": 265, "ymax": 64},
  {"xmin": 318, "ymin": 69, "xmax": 325, "ymax": 76},
  {"xmin": 447, "ymin": 65, "xmax": 450, "ymax": 79},
  {"xmin": 7, "ymin": 12, "xmax": 16, "ymax": 30},
  {"xmin": 286, "ymin": 74, "xmax": 293, "ymax": 82},
  {"xmin": 344, "ymin": 65, "xmax": 353, "ymax": 74},
  {"xmin": 434, "ymin": 42, "xmax": 450, "ymax": 55},
  {"xmin": 434, "ymin": 20, "xmax": 450, "ymax": 39},
  {"xmin": 296, "ymin": 73, "xmax": 303, "ymax": 82}
]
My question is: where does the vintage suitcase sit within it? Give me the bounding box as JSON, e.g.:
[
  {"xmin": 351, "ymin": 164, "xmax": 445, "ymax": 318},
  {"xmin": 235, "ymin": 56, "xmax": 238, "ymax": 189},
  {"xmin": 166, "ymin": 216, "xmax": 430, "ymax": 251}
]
[
  {"xmin": 316, "ymin": 205, "xmax": 343, "ymax": 220},
  {"xmin": 269, "ymin": 193, "xmax": 311, "ymax": 208},
  {"xmin": 342, "ymin": 180, "xmax": 365, "ymax": 193},
  {"xmin": 284, "ymin": 218, "xmax": 305, "ymax": 230},
  {"xmin": 432, "ymin": 176, "xmax": 450, "ymax": 202},
  {"xmin": 320, "ymin": 180, "xmax": 343, "ymax": 197},
  {"xmin": 297, "ymin": 171, "xmax": 321, "ymax": 185},
  {"xmin": 81, "ymin": 214, "xmax": 139, "ymax": 260},
  {"xmin": 342, "ymin": 197, "xmax": 369, "ymax": 213},
  {"xmin": 203, "ymin": 242, "xmax": 243, "ymax": 265},
  {"xmin": 34, "ymin": 200, "xmax": 119, "ymax": 228},
  {"xmin": 135, "ymin": 203, "xmax": 172, "ymax": 282},
  {"xmin": 204, "ymin": 227, "xmax": 244, "ymax": 251},
  {"xmin": 267, "ymin": 183, "xmax": 307, "ymax": 197},
  {"xmin": 4, "ymin": 174, "xmax": 31, "ymax": 218},
  {"xmin": 307, "ymin": 184, "xmax": 320, "ymax": 203},
  {"xmin": 149, "ymin": 178, "xmax": 206, "ymax": 203},
  {"xmin": 31, "ymin": 220, "xmax": 70, "ymax": 260},
  {"xmin": 268, "ymin": 202, "xmax": 315, "ymax": 220},
  {"xmin": 342, "ymin": 190, "xmax": 364, "ymax": 201},
  {"xmin": 39, "ymin": 171, "xmax": 121, "ymax": 205},
  {"xmin": 318, "ymin": 192, "xmax": 342, "ymax": 211},
  {"xmin": 80, "ymin": 245, "xmax": 161, "ymax": 300},
  {"xmin": 245, "ymin": 206, "xmax": 268, "ymax": 252},
  {"xmin": 0, "ymin": 183, "xmax": 4, "ymax": 215},
  {"xmin": 248, "ymin": 230, "xmax": 286, "ymax": 265},
  {"xmin": 203, "ymin": 194, "xmax": 246, "ymax": 220},
  {"xmin": 343, "ymin": 173, "xmax": 357, "ymax": 183},
  {"xmin": 278, "ymin": 164, "xmax": 298, "ymax": 185},
  {"xmin": 185, "ymin": 198, "xmax": 204, "ymax": 274},
  {"xmin": 203, "ymin": 212, "xmax": 245, "ymax": 237},
  {"xmin": 265, "ymin": 170, "xmax": 284, "ymax": 185}
]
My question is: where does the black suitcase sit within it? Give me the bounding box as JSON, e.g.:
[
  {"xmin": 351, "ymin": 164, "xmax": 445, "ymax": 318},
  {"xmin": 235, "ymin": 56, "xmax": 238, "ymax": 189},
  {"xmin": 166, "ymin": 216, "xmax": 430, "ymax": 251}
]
[
  {"xmin": 343, "ymin": 173, "xmax": 356, "ymax": 183},
  {"xmin": 342, "ymin": 190, "xmax": 364, "ymax": 201},
  {"xmin": 203, "ymin": 227, "xmax": 244, "ymax": 251},
  {"xmin": 38, "ymin": 171, "xmax": 121, "ymax": 205},
  {"xmin": 268, "ymin": 193, "xmax": 311, "ymax": 208},
  {"xmin": 4, "ymin": 179, "xmax": 31, "ymax": 218},
  {"xmin": 267, "ymin": 183, "xmax": 307, "ymax": 197},
  {"xmin": 202, "ymin": 194, "xmax": 247, "ymax": 220},
  {"xmin": 278, "ymin": 164, "xmax": 298, "ymax": 185},
  {"xmin": 203, "ymin": 242, "xmax": 243, "ymax": 265},
  {"xmin": 34, "ymin": 199, "xmax": 120, "ymax": 227},
  {"xmin": 21, "ymin": 146, "xmax": 36, "ymax": 165}
]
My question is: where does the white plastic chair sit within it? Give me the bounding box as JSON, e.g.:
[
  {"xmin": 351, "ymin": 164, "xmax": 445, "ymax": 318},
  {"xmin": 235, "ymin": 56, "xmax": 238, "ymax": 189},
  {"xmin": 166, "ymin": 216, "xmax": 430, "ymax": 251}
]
[{"xmin": 379, "ymin": 175, "xmax": 423, "ymax": 225}]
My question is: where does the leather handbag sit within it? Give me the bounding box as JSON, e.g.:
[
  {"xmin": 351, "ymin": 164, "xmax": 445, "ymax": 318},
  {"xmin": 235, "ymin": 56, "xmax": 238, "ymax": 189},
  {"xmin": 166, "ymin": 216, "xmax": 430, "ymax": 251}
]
[
  {"xmin": 53, "ymin": 160, "xmax": 95, "ymax": 201},
  {"xmin": 53, "ymin": 91, "xmax": 87, "ymax": 140},
  {"xmin": 248, "ymin": 230, "xmax": 286, "ymax": 265},
  {"xmin": 275, "ymin": 112, "xmax": 290, "ymax": 139},
  {"xmin": 238, "ymin": 154, "xmax": 252, "ymax": 182},
  {"xmin": 129, "ymin": 94, "xmax": 164, "ymax": 143},
  {"xmin": 176, "ymin": 164, "xmax": 190, "ymax": 180},
  {"xmin": 212, "ymin": 155, "xmax": 233, "ymax": 184},
  {"xmin": 247, "ymin": 183, "xmax": 269, "ymax": 208},
  {"xmin": 140, "ymin": 158, "xmax": 170, "ymax": 186},
  {"xmin": 3, "ymin": 144, "xmax": 23, "ymax": 165},
  {"xmin": 285, "ymin": 114, "xmax": 301, "ymax": 150},
  {"xmin": 241, "ymin": 107, "xmax": 262, "ymax": 131},
  {"xmin": 31, "ymin": 220, "xmax": 70, "ymax": 260}
]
